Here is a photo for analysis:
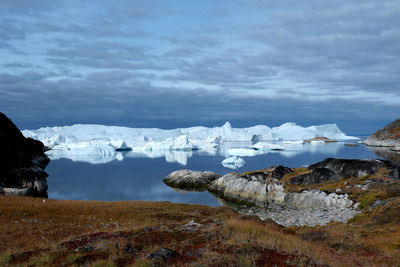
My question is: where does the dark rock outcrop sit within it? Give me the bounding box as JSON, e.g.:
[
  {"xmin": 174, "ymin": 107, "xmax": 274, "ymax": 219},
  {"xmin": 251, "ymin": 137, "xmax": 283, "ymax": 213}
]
[
  {"xmin": 270, "ymin": 165, "xmax": 293, "ymax": 180},
  {"xmin": 0, "ymin": 113, "xmax": 49, "ymax": 197},
  {"xmin": 363, "ymin": 118, "xmax": 400, "ymax": 147},
  {"xmin": 289, "ymin": 158, "xmax": 400, "ymax": 185},
  {"xmin": 289, "ymin": 168, "xmax": 339, "ymax": 185},
  {"xmin": 308, "ymin": 158, "xmax": 400, "ymax": 180}
]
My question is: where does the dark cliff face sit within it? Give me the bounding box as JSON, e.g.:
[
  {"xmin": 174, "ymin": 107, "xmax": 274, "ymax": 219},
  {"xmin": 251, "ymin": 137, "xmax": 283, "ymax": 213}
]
[{"xmin": 0, "ymin": 113, "xmax": 50, "ymax": 197}]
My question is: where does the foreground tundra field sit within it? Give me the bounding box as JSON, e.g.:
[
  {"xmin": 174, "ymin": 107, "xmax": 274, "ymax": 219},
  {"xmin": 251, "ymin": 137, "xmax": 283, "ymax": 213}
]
[{"xmin": 1, "ymin": 193, "xmax": 400, "ymax": 266}]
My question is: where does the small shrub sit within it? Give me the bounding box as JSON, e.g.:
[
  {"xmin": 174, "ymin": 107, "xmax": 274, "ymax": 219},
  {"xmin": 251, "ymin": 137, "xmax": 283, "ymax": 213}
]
[{"xmin": 0, "ymin": 252, "xmax": 10, "ymax": 266}]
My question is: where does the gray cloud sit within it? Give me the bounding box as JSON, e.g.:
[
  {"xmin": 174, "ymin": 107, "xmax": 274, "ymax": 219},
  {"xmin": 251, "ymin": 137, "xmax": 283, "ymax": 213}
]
[{"xmin": 0, "ymin": 0, "xmax": 399, "ymax": 134}]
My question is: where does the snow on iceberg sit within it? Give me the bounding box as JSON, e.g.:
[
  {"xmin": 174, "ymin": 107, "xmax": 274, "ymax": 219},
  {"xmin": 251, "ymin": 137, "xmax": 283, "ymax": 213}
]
[
  {"xmin": 222, "ymin": 156, "xmax": 245, "ymax": 169},
  {"xmin": 251, "ymin": 142, "xmax": 285, "ymax": 150}
]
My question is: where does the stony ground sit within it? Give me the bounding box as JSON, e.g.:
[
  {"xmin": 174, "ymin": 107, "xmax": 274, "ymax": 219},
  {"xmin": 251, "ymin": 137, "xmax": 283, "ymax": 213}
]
[{"xmin": 1, "ymin": 191, "xmax": 400, "ymax": 267}]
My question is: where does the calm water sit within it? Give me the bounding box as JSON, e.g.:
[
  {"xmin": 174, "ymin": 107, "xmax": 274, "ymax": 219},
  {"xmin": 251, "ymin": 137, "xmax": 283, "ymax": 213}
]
[{"xmin": 46, "ymin": 138, "xmax": 385, "ymax": 206}]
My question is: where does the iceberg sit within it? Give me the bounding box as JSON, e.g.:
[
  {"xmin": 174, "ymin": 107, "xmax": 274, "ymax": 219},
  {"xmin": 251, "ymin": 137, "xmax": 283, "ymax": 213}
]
[
  {"xmin": 227, "ymin": 148, "xmax": 264, "ymax": 157},
  {"xmin": 22, "ymin": 121, "xmax": 357, "ymax": 164},
  {"xmin": 222, "ymin": 156, "xmax": 245, "ymax": 169},
  {"xmin": 283, "ymin": 140, "xmax": 304, "ymax": 145},
  {"xmin": 251, "ymin": 142, "xmax": 285, "ymax": 150}
]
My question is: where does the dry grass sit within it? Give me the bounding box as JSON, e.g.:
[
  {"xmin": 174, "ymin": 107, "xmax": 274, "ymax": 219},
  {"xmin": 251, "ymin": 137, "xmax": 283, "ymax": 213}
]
[
  {"xmin": 240, "ymin": 168, "xmax": 272, "ymax": 176},
  {"xmin": 282, "ymin": 167, "xmax": 311, "ymax": 184},
  {"xmin": 1, "ymin": 194, "xmax": 400, "ymax": 266}
]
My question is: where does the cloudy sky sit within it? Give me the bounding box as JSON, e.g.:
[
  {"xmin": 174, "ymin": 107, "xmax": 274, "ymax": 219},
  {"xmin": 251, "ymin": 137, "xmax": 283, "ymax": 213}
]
[{"xmin": 1, "ymin": 0, "xmax": 399, "ymax": 134}]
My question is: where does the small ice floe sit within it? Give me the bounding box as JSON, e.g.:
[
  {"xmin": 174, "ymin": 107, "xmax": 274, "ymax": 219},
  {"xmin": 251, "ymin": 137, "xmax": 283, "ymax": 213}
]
[{"xmin": 222, "ymin": 156, "xmax": 245, "ymax": 169}]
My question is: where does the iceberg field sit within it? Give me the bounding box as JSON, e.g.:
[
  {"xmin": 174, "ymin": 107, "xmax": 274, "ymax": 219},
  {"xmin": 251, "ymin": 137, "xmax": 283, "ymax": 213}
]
[{"xmin": 22, "ymin": 121, "xmax": 357, "ymax": 164}]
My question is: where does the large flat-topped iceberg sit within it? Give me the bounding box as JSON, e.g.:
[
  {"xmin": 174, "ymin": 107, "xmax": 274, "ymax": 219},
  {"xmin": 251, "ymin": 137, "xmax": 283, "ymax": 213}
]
[{"xmin": 22, "ymin": 122, "xmax": 357, "ymax": 164}]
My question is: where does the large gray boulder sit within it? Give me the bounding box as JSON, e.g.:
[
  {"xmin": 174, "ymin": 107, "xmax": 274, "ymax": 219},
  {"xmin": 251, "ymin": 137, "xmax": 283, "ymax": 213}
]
[
  {"xmin": 363, "ymin": 118, "xmax": 400, "ymax": 147},
  {"xmin": 206, "ymin": 168, "xmax": 355, "ymax": 211},
  {"xmin": 163, "ymin": 170, "xmax": 220, "ymax": 190},
  {"xmin": 207, "ymin": 172, "xmax": 268, "ymax": 207}
]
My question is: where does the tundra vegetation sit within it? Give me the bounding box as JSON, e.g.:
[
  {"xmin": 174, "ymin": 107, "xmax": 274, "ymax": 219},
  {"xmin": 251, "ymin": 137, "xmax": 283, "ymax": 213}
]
[{"xmin": 1, "ymin": 172, "xmax": 400, "ymax": 267}]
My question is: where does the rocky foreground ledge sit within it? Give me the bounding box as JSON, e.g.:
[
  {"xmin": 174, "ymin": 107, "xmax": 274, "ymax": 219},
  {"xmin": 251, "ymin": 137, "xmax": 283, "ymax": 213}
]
[
  {"xmin": 164, "ymin": 158, "xmax": 400, "ymax": 226},
  {"xmin": 363, "ymin": 118, "xmax": 400, "ymax": 147},
  {"xmin": 0, "ymin": 113, "xmax": 50, "ymax": 197}
]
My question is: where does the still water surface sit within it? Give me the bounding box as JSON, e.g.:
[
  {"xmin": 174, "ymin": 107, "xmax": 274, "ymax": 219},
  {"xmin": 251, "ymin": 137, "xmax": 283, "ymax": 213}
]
[{"xmin": 46, "ymin": 138, "xmax": 384, "ymax": 206}]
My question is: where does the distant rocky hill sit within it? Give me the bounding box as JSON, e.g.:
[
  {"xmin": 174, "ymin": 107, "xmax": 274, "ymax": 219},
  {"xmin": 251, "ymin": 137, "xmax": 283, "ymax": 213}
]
[
  {"xmin": 363, "ymin": 118, "xmax": 400, "ymax": 147},
  {"xmin": 0, "ymin": 113, "xmax": 49, "ymax": 197}
]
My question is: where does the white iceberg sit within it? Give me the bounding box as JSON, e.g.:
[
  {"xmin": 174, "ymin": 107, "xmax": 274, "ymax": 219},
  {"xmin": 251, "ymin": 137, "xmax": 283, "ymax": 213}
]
[
  {"xmin": 22, "ymin": 121, "xmax": 357, "ymax": 164},
  {"xmin": 222, "ymin": 156, "xmax": 245, "ymax": 169},
  {"xmin": 227, "ymin": 148, "xmax": 264, "ymax": 157},
  {"xmin": 251, "ymin": 142, "xmax": 285, "ymax": 150},
  {"xmin": 310, "ymin": 140, "xmax": 326, "ymax": 145},
  {"xmin": 283, "ymin": 140, "xmax": 304, "ymax": 145}
]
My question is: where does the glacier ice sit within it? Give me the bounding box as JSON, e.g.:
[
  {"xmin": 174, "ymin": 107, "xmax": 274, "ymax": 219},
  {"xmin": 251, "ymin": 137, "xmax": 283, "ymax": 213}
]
[
  {"xmin": 22, "ymin": 121, "xmax": 357, "ymax": 164},
  {"xmin": 222, "ymin": 156, "xmax": 245, "ymax": 169}
]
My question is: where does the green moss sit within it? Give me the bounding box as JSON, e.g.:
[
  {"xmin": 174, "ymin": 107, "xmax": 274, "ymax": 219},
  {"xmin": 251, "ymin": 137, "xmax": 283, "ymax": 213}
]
[
  {"xmin": 358, "ymin": 191, "xmax": 386, "ymax": 209},
  {"xmin": 348, "ymin": 213, "xmax": 369, "ymax": 223},
  {"xmin": 359, "ymin": 175, "xmax": 370, "ymax": 181}
]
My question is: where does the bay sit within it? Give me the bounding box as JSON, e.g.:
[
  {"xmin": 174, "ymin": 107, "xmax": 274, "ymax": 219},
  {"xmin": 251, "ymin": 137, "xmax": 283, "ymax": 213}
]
[{"xmin": 45, "ymin": 138, "xmax": 383, "ymax": 205}]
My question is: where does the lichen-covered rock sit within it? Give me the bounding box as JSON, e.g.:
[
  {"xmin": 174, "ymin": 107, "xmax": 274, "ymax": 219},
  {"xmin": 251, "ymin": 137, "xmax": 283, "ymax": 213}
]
[
  {"xmin": 363, "ymin": 118, "xmax": 400, "ymax": 147},
  {"xmin": 285, "ymin": 190, "xmax": 353, "ymax": 210},
  {"xmin": 164, "ymin": 156, "xmax": 400, "ymax": 226},
  {"xmin": 163, "ymin": 170, "xmax": 220, "ymax": 189},
  {"xmin": 0, "ymin": 113, "xmax": 50, "ymax": 197},
  {"xmin": 207, "ymin": 172, "xmax": 268, "ymax": 207}
]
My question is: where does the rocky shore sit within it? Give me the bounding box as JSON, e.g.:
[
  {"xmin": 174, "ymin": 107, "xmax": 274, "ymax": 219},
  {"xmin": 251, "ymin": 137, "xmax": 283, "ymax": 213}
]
[
  {"xmin": 363, "ymin": 118, "xmax": 400, "ymax": 147},
  {"xmin": 0, "ymin": 113, "xmax": 50, "ymax": 197},
  {"xmin": 164, "ymin": 158, "xmax": 400, "ymax": 226}
]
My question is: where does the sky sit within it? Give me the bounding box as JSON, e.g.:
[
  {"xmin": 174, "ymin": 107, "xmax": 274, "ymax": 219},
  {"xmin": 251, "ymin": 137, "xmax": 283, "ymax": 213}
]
[{"xmin": 1, "ymin": 0, "xmax": 399, "ymax": 135}]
